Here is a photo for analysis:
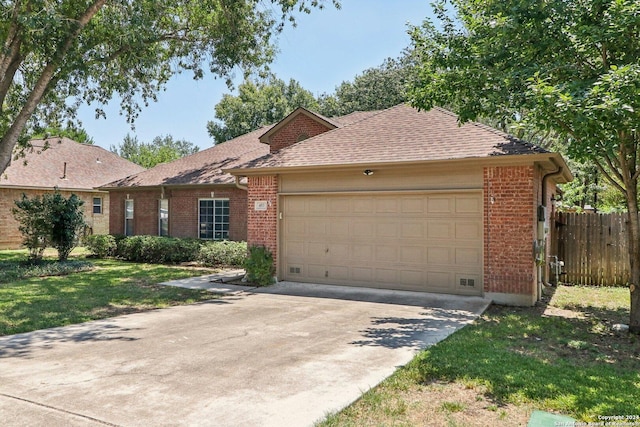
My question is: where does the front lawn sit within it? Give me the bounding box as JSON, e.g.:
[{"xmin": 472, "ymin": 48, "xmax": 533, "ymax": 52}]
[
  {"xmin": 319, "ymin": 285, "xmax": 640, "ymax": 426},
  {"xmin": 0, "ymin": 249, "xmax": 218, "ymax": 336}
]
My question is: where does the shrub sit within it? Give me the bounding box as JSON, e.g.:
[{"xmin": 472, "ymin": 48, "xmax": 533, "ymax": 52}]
[
  {"xmin": 12, "ymin": 191, "xmax": 86, "ymax": 261},
  {"xmin": 243, "ymin": 245, "xmax": 275, "ymax": 286},
  {"xmin": 198, "ymin": 241, "xmax": 247, "ymax": 267},
  {"xmin": 117, "ymin": 236, "xmax": 201, "ymax": 264},
  {"xmin": 84, "ymin": 234, "xmax": 117, "ymax": 258}
]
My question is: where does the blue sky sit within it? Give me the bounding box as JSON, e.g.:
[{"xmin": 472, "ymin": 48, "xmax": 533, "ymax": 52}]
[{"xmin": 79, "ymin": 1, "xmax": 434, "ymax": 151}]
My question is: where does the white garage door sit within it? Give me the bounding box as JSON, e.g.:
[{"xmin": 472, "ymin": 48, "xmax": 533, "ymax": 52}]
[{"xmin": 281, "ymin": 192, "xmax": 483, "ymax": 296}]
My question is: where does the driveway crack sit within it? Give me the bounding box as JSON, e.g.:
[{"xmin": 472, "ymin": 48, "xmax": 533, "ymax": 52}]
[{"xmin": 0, "ymin": 392, "xmax": 122, "ymax": 426}]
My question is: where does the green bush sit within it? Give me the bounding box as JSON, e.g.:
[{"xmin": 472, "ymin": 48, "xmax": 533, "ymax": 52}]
[
  {"xmin": 198, "ymin": 241, "xmax": 247, "ymax": 266},
  {"xmin": 84, "ymin": 234, "xmax": 117, "ymax": 258},
  {"xmin": 243, "ymin": 245, "xmax": 275, "ymax": 286},
  {"xmin": 117, "ymin": 236, "xmax": 201, "ymax": 264},
  {"xmin": 12, "ymin": 191, "xmax": 86, "ymax": 261},
  {"xmin": 0, "ymin": 260, "xmax": 93, "ymax": 283}
]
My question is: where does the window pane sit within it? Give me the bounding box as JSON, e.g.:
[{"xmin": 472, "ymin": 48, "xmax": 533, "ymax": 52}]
[{"xmin": 198, "ymin": 199, "xmax": 229, "ymax": 240}]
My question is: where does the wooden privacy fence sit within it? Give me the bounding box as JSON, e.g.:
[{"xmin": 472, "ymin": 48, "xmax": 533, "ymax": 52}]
[{"xmin": 553, "ymin": 212, "xmax": 630, "ymax": 286}]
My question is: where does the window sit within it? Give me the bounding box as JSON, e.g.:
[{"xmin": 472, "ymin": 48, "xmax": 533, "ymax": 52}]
[
  {"xmin": 199, "ymin": 199, "xmax": 229, "ymax": 240},
  {"xmin": 93, "ymin": 197, "xmax": 102, "ymax": 214},
  {"xmin": 124, "ymin": 199, "xmax": 134, "ymax": 236},
  {"xmin": 159, "ymin": 199, "xmax": 169, "ymax": 237}
]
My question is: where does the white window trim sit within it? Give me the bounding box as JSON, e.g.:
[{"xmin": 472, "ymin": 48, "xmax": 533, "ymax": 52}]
[
  {"xmin": 124, "ymin": 199, "xmax": 134, "ymax": 236},
  {"xmin": 198, "ymin": 198, "xmax": 230, "ymax": 240},
  {"xmin": 92, "ymin": 197, "xmax": 103, "ymax": 215},
  {"xmin": 158, "ymin": 199, "xmax": 169, "ymax": 237}
]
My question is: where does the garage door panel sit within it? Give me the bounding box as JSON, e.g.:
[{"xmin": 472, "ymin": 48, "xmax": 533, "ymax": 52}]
[
  {"xmin": 307, "ymin": 242, "xmax": 327, "ymax": 257},
  {"xmin": 353, "ymin": 198, "xmax": 374, "ymax": 213},
  {"xmin": 282, "ymin": 193, "xmax": 482, "ymax": 296},
  {"xmin": 330, "ymin": 221, "xmax": 349, "ymax": 236},
  {"xmin": 375, "ymin": 245, "xmax": 398, "ymax": 262},
  {"xmin": 401, "ymin": 222, "xmax": 424, "ymax": 239},
  {"xmin": 455, "ymin": 222, "xmax": 482, "ymax": 239},
  {"xmin": 353, "ymin": 221, "xmax": 374, "ymax": 237},
  {"xmin": 351, "ymin": 245, "xmax": 373, "ymax": 261},
  {"xmin": 328, "ymin": 243, "xmax": 349, "ymax": 259},
  {"xmin": 426, "ymin": 271, "xmax": 453, "ymax": 289},
  {"xmin": 427, "ymin": 197, "xmax": 453, "ymax": 214},
  {"xmin": 400, "ymin": 246, "xmax": 424, "ymax": 264},
  {"xmin": 401, "ymin": 197, "xmax": 425, "ymax": 213},
  {"xmin": 376, "ymin": 222, "xmax": 398, "ymax": 238},
  {"xmin": 375, "ymin": 268, "xmax": 398, "ymax": 283},
  {"xmin": 455, "ymin": 196, "xmax": 482, "ymax": 214},
  {"xmin": 375, "ymin": 197, "xmax": 399, "ymax": 213},
  {"xmin": 427, "ymin": 247, "xmax": 453, "ymax": 264},
  {"xmin": 428, "ymin": 222, "xmax": 453, "ymax": 239},
  {"xmin": 455, "ymin": 248, "xmax": 482, "ymax": 265}
]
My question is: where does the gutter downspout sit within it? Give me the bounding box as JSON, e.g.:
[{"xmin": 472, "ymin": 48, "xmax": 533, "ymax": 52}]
[
  {"xmin": 234, "ymin": 176, "xmax": 248, "ymax": 191},
  {"xmin": 537, "ymin": 157, "xmax": 564, "ymax": 300}
]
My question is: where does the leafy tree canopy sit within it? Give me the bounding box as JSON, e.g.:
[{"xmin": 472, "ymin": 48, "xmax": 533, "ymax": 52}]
[
  {"xmin": 110, "ymin": 134, "xmax": 199, "ymax": 168},
  {"xmin": 318, "ymin": 51, "xmax": 416, "ymax": 117},
  {"xmin": 408, "ymin": 0, "xmax": 640, "ymax": 331},
  {"xmin": 0, "ymin": 0, "xmax": 339, "ymax": 175},
  {"xmin": 30, "ymin": 124, "xmax": 95, "ymax": 145},
  {"xmin": 207, "ymin": 75, "xmax": 319, "ymax": 144},
  {"xmin": 207, "ymin": 50, "xmax": 416, "ymax": 144}
]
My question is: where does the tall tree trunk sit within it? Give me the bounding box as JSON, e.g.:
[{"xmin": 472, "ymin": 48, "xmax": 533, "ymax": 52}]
[
  {"xmin": 0, "ymin": 0, "xmax": 107, "ymax": 175},
  {"xmin": 626, "ymin": 178, "xmax": 640, "ymax": 333}
]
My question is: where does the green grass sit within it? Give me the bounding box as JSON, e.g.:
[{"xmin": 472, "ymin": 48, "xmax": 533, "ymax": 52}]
[
  {"xmin": 0, "ymin": 249, "xmax": 218, "ymax": 336},
  {"xmin": 319, "ymin": 286, "xmax": 640, "ymax": 425}
]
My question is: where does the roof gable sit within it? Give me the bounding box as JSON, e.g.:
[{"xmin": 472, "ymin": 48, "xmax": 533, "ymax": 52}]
[
  {"xmin": 259, "ymin": 107, "xmax": 339, "ymax": 152},
  {"xmin": 1, "ymin": 137, "xmax": 144, "ymax": 190}
]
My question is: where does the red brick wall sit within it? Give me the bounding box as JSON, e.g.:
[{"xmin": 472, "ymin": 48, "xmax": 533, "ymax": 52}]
[
  {"xmin": 268, "ymin": 114, "xmax": 333, "ymax": 152},
  {"xmin": 484, "ymin": 165, "xmax": 538, "ymax": 300},
  {"xmin": 0, "ymin": 188, "xmax": 109, "ymax": 249},
  {"xmin": 246, "ymin": 175, "xmax": 279, "ymax": 265},
  {"xmin": 108, "ymin": 186, "xmax": 248, "ymax": 241}
]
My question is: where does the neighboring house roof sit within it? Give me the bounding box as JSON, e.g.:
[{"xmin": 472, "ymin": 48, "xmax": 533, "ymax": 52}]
[
  {"xmin": 103, "ymin": 126, "xmax": 273, "ymax": 188},
  {"xmin": 232, "ymin": 104, "xmax": 550, "ymax": 171},
  {"xmin": 0, "ymin": 137, "xmax": 145, "ymax": 190}
]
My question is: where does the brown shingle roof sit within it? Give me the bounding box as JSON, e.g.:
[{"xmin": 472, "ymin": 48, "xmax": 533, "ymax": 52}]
[
  {"xmin": 234, "ymin": 104, "xmax": 548, "ymax": 170},
  {"xmin": 104, "ymin": 126, "xmax": 272, "ymax": 188},
  {"xmin": 0, "ymin": 137, "xmax": 144, "ymax": 190}
]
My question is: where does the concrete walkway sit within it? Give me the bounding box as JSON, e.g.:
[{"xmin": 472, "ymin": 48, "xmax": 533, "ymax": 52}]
[{"xmin": 0, "ymin": 276, "xmax": 490, "ymax": 427}]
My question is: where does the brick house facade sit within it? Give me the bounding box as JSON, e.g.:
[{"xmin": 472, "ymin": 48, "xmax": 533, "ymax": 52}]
[{"xmin": 227, "ymin": 105, "xmax": 571, "ymax": 306}]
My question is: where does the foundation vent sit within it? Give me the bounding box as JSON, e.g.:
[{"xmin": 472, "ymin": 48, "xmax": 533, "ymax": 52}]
[{"xmin": 460, "ymin": 278, "xmax": 476, "ymax": 287}]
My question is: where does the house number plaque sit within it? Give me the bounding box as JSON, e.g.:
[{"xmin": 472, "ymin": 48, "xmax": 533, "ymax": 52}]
[{"xmin": 254, "ymin": 201, "xmax": 268, "ymax": 211}]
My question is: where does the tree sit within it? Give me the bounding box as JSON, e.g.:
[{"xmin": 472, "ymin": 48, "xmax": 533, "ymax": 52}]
[
  {"xmin": 46, "ymin": 192, "xmax": 86, "ymax": 261},
  {"xmin": 318, "ymin": 52, "xmax": 416, "ymax": 117},
  {"xmin": 31, "ymin": 125, "xmax": 95, "ymax": 144},
  {"xmin": 409, "ymin": 0, "xmax": 640, "ymax": 332},
  {"xmin": 0, "ymin": 1, "xmax": 339, "ymax": 176},
  {"xmin": 207, "ymin": 76, "xmax": 319, "ymax": 144},
  {"xmin": 12, "ymin": 191, "xmax": 85, "ymax": 261},
  {"xmin": 110, "ymin": 134, "xmax": 199, "ymax": 168}
]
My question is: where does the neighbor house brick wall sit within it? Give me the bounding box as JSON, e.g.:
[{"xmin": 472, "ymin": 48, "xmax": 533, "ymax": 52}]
[
  {"xmin": 267, "ymin": 114, "xmax": 333, "ymax": 153},
  {"xmin": 483, "ymin": 165, "xmax": 538, "ymax": 303},
  {"xmin": 108, "ymin": 186, "xmax": 248, "ymax": 241},
  {"xmin": 0, "ymin": 188, "xmax": 110, "ymax": 249},
  {"xmin": 246, "ymin": 175, "xmax": 278, "ymax": 265}
]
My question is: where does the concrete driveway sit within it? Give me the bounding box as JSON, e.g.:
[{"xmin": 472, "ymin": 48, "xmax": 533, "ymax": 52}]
[{"xmin": 0, "ymin": 281, "xmax": 490, "ymax": 427}]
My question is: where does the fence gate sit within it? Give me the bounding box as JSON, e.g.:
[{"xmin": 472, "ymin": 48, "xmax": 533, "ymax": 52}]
[{"xmin": 553, "ymin": 212, "xmax": 630, "ymax": 286}]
